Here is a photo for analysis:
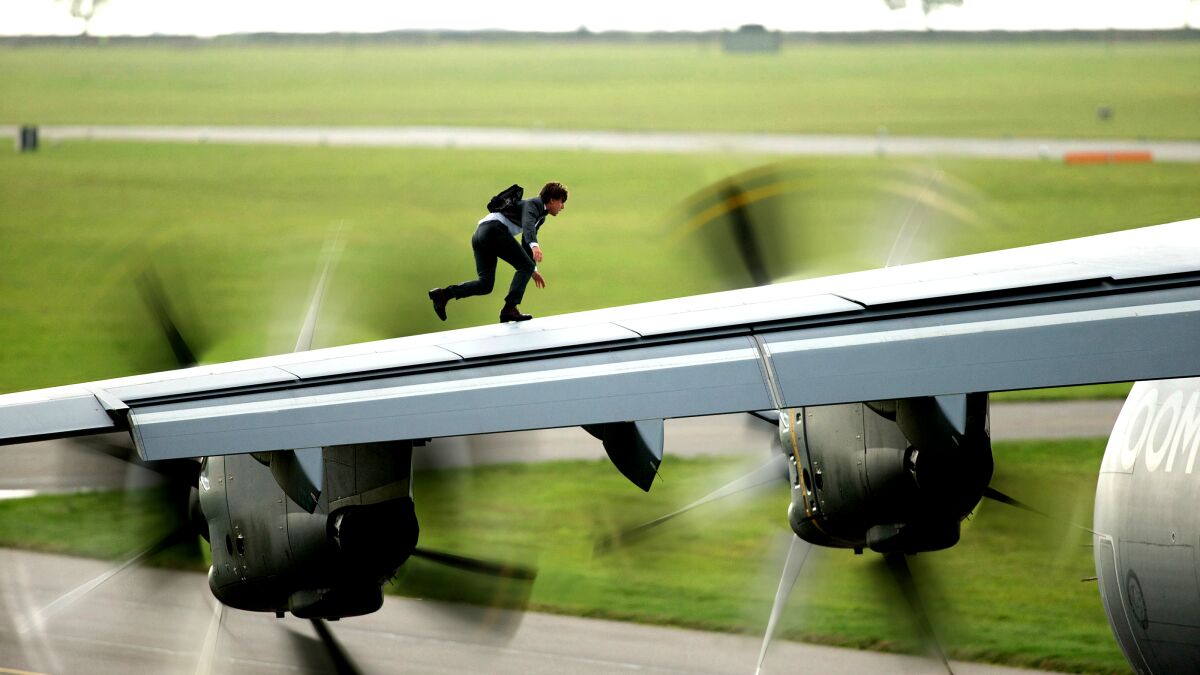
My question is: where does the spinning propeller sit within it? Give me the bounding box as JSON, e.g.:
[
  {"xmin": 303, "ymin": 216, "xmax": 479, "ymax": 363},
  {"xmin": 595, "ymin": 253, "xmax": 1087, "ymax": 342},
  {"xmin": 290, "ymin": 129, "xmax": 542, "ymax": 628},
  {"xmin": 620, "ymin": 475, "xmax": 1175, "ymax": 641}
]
[
  {"xmin": 597, "ymin": 165, "xmax": 1088, "ymax": 673},
  {"xmin": 27, "ymin": 232, "xmax": 539, "ymax": 672},
  {"xmin": 669, "ymin": 161, "xmax": 999, "ymax": 290}
]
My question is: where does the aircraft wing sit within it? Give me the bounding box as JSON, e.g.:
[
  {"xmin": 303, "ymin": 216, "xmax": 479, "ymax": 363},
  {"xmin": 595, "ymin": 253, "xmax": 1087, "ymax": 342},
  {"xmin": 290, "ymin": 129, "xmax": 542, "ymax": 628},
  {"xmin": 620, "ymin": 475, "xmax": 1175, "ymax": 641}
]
[{"xmin": 2, "ymin": 219, "xmax": 1200, "ymax": 461}]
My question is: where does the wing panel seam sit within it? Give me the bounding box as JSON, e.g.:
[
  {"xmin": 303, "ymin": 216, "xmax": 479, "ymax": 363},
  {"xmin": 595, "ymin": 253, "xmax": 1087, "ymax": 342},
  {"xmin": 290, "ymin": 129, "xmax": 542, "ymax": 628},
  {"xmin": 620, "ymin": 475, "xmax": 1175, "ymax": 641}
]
[{"xmin": 751, "ymin": 334, "xmax": 785, "ymax": 410}]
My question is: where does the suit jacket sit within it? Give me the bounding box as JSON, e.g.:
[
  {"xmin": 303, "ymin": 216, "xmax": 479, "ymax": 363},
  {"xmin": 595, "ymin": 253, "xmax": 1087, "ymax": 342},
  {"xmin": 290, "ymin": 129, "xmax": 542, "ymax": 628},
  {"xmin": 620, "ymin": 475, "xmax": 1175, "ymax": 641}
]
[
  {"xmin": 489, "ymin": 195, "xmax": 547, "ymax": 260},
  {"xmin": 514, "ymin": 196, "xmax": 547, "ymax": 258}
]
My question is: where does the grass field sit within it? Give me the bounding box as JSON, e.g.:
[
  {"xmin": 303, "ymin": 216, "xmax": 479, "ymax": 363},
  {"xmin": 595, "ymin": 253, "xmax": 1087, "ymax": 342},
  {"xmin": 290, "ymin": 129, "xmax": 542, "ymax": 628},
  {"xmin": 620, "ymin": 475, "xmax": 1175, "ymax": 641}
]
[
  {"xmin": 0, "ymin": 439, "xmax": 1125, "ymax": 673},
  {"xmin": 1, "ymin": 141, "xmax": 1197, "ymax": 396},
  {"xmin": 2, "ymin": 42, "xmax": 1199, "ymax": 139}
]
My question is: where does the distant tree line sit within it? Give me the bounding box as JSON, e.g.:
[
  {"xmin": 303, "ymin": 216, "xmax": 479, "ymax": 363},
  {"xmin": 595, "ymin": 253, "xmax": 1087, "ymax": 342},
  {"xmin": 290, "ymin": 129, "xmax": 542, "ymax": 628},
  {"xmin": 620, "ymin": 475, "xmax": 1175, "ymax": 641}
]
[{"xmin": 6, "ymin": 27, "xmax": 1199, "ymax": 48}]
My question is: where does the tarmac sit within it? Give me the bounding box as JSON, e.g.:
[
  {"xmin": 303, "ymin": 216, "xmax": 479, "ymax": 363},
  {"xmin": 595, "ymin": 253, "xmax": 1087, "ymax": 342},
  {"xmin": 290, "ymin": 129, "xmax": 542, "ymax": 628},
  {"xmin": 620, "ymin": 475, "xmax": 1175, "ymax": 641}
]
[
  {"xmin": 0, "ymin": 547, "xmax": 1060, "ymax": 675},
  {"xmin": 6, "ymin": 124, "xmax": 1200, "ymax": 162}
]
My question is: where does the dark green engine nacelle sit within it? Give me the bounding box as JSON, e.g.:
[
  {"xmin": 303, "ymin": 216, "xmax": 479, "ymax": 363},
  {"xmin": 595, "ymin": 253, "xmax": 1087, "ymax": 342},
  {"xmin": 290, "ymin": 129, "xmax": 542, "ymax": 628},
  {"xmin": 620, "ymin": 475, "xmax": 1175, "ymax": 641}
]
[
  {"xmin": 198, "ymin": 441, "xmax": 418, "ymax": 619},
  {"xmin": 782, "ymin": 393, "xmax": 992, "ymax": 554}
]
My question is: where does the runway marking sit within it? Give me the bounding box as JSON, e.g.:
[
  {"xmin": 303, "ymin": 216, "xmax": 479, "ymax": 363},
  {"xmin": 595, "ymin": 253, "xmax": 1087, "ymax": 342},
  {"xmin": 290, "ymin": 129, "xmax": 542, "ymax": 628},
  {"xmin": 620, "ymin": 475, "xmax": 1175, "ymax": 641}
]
[
  {"xmin": 332, "ymin": 622, "xmax": 685, "ymax": 673},
  {"xmin": 194, "ymin": 599, "xmax": 225, "ymax": 675},
  {"xmin": 0, "ymin": 667, "xmax": 49, "ymax": 675},
  {"xmin": 17, "ymin": 536, "xmax": 177, "ymax": 635},
  {"xmin": 0, "ymin": 491, "xmax": 38, "ymax": 501},
  {"xmin": 7, "ymin": 631, "xmax": 188, "ymax": 658}
]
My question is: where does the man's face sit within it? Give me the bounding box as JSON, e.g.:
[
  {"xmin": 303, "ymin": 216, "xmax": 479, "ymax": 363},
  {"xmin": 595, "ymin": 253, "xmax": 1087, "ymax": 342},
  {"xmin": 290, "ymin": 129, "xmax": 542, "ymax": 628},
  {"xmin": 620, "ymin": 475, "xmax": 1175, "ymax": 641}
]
[{"xmin": 547, "ymin": 198, "xmax": 566, "ymax": 216}]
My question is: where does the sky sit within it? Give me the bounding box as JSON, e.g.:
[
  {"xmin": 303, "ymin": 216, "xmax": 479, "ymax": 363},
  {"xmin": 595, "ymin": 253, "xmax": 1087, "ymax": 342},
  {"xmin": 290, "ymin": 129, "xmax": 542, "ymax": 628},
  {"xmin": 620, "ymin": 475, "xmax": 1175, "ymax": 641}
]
[{"xmin": 3, "ymin": 0, "xmax": 1198, "ymax": 37}]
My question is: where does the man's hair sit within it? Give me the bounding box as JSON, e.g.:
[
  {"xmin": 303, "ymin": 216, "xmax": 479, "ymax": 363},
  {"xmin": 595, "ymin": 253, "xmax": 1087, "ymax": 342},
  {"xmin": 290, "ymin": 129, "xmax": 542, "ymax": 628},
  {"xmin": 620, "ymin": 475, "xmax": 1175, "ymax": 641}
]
[{"xmin": 540, "ymin": 182, "xmax": 568, "ymax": 203}]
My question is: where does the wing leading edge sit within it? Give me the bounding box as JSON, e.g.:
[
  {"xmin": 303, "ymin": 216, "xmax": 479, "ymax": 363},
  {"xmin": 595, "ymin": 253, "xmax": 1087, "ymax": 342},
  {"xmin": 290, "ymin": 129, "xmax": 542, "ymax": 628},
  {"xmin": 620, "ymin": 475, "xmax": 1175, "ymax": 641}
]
[{"xmin": 1, "ymin": 219, "xmax": 1199, "ymax": 460}]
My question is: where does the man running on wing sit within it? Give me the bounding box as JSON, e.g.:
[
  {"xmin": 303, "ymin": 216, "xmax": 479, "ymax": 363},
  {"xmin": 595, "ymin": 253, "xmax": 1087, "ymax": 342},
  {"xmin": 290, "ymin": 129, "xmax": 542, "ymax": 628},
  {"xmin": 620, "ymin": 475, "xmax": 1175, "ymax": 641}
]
[{"xmin": 428, "ymin": 181, "xmax": 567, "ymax": 323}]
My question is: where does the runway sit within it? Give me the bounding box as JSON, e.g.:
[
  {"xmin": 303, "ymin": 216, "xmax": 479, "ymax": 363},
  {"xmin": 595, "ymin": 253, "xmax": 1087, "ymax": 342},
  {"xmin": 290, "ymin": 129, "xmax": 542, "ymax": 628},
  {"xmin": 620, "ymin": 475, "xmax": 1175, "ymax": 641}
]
[
  {"xmin": 0, "ymin": 548, "xmax": 1056, "ymax": 675},
  {"xmin": 6, "ymin": 124, "xmax": 1200, "ymax": 162}
]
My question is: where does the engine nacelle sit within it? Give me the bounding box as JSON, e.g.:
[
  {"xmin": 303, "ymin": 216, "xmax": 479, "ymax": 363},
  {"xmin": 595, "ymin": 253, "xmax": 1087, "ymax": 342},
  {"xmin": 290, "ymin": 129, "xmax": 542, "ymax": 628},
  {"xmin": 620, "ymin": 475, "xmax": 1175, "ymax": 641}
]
[
  {"xmin": 781, "ymin": 393, "xmax": 992, "ymax": 554},
  {"xmin": 199, "ymin": 441, "xmax": 417, "ymax": 619}
]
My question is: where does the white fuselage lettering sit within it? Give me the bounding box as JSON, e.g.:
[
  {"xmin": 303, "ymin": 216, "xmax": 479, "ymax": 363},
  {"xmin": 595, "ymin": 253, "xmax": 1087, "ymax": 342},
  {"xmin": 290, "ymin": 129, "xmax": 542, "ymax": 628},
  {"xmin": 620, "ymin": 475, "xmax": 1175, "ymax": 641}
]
[{"xmin": 1116, "ymin": 383, "xmax": 1200, "ymax": 474}]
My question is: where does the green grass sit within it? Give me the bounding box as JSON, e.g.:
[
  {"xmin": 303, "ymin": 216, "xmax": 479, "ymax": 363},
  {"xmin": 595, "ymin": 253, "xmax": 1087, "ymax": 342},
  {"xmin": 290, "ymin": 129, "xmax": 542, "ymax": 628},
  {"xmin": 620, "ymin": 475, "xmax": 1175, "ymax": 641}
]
[
  {"xmin": 0, "ymin": 439, "xmax": 1127, "ymax": 673},
  {"xmin": 2, "ymin": 141, "xmax": 1198, "ymax": 396},
  {"xmin": 0, "ymin": 487, "xmax": 206, "ymax": 569},
  {"xmin": 2, "ymin": 42, "xmax": 1199, "ymax": 138},
  {"xmin": 405, "ymin": 440, "xmax": 1122, "ymax": 673}
]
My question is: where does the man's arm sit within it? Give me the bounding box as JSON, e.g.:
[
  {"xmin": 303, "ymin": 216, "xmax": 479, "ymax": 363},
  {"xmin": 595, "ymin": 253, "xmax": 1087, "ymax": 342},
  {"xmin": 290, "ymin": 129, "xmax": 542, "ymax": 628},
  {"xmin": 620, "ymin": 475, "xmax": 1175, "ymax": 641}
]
[
  {"xmin": 520, "ymin": 240, "xmax": 541, "ymax": 269},
  {"xmin": 520, "ymin": 200, "xmax": 542, "ymax": 262}
]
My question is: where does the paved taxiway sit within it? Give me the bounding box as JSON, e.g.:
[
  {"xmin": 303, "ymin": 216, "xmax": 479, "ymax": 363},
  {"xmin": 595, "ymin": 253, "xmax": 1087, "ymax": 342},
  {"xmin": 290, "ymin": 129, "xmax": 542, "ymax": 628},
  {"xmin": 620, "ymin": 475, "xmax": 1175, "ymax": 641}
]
[
  {"xmin": 0, "ymin": 548, "xmax": 1057, "ymax": 675},
  {"xmin": 6, "ymin": 124, "xmax": 1200, "ymax": 162}
]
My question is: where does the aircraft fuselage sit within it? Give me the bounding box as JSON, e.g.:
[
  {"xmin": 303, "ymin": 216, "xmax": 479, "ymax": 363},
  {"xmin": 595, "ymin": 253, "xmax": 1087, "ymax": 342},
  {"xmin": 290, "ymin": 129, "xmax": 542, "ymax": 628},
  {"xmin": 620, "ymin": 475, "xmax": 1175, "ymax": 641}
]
[{"xmin": 1095, "ymin": 378, "xmax": 1200, "ymax": 673}]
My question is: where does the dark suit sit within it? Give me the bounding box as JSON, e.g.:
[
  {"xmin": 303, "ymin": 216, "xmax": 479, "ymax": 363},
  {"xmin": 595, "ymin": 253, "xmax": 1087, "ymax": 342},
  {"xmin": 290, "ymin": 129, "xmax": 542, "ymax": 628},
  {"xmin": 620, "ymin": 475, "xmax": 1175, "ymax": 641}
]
[{"xmin": 446, "ymin": 196, "xmax": 547, "ymax": 307}]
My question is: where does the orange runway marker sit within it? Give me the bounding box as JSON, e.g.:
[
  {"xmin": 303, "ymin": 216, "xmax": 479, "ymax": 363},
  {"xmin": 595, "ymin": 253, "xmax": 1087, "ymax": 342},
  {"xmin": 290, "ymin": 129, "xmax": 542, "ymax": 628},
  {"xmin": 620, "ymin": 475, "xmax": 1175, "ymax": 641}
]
[{"xmin": 1064, "ymin": 151, "xmax": 1154, "ymax": 165}]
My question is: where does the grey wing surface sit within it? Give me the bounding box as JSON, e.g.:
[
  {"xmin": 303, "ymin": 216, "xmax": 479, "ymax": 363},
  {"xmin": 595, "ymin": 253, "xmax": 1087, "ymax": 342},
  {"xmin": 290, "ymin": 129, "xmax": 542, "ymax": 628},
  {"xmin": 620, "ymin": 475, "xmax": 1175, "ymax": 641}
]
[{"xmin": 2, "ymin": 219, "xmax": 1200, "ymax": 461}]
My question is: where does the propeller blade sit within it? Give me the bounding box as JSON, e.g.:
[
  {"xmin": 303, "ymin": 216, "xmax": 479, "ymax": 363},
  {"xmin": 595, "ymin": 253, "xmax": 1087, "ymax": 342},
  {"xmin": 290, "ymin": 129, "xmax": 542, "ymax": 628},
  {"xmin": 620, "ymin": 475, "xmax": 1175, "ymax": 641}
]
[
  {"xmin": 18, "ymin": 524, "xmax": 194, "ymax": 634},
  {"xmin": 883, "ymin": 169, "xmax": 942, "ymax": 267},
  {"xmin": 73, "ymin": 436, "xmax": 201, "ymax": 490},
  {"xmin": 308, "ymin": 618, "xmax": 363, "ymax": 675},
  {"xmin": 595, "ymin": 454, "xmax": 788, "ymax": 553},
  {"xmin": 193, "ymin": 599, "xmax": 225, "ymax": 675},
  {"xmin": 722, "ymin": 182, "xmax": 772, "ymax": 287},
  {"xmin": 295, "ymin": 225, "xmax": 347, "ymax": 353},
  {"xmin": 411, "ymin": 547, "xmax": 537, "ymax": 580},
  {"xmin": 748, "ymin": 409, "xmax": 781, "ymax": 427},
  {"xmin": 69, "ymin": 434, "xmax": 138, "ymax": 465},
  {"xmin": 882, "ymin": 552, "xmax": 954, "ymax": 675},
  {"xmin": 135, "ymin": 267, "xmax": 199, "ymax": 368},
  {"xmin": 678, "ymin": 163, "xmax": 998, "ymax": 299},
  {"xmin": 396, "ymin": 546, "xmax": 538, "ymax": 641},
  {"xmin": 68, "ymin": 435, "xmax": 206, "ymax": 553},
  {"xmin": 754, "ymin": 534, "xmax": 813, "ymax": 675},
  {"xmin": 672, "ymin": 164, "xmax": 810, "ymax": 290},
  {"xmin": 982, "ymin": 486, "xmax": 1098, "ymax": 536}
]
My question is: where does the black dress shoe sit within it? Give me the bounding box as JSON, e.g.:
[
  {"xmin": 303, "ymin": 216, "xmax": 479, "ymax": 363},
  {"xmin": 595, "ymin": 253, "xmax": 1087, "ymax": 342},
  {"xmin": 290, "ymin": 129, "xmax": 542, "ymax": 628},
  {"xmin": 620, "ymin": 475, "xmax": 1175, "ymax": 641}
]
[
  {"xmin": 428, "ymin": 288, "xmax": 448, "ymax": 321},
  {"xmin": 499, "ymin": 306, "xmax": 532, "ymax": 323}
]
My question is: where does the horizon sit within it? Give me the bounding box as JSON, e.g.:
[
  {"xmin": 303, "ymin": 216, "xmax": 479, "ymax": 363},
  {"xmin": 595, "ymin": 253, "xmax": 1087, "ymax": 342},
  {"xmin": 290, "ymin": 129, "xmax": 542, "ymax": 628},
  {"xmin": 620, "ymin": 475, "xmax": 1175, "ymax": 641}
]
[{"xmin": 4, "ymin": 0, "xmax": 1198, "ymax": 38}]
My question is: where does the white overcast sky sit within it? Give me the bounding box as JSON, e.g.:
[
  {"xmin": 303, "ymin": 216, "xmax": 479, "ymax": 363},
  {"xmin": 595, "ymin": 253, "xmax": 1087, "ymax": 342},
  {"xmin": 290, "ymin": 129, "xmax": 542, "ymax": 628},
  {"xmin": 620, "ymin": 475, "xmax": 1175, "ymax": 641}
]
[{"xmin": 3, "ymin": 0, "xmax": 1198, "ymax": 36}]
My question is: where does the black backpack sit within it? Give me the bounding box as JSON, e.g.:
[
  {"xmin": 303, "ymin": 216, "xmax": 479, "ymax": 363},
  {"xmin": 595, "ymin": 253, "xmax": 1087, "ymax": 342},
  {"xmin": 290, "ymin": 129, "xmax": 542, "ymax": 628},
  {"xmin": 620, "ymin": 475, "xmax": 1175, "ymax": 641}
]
[{"xmin": 486, "ymin": 184, "xmax": 524, "ymax": 222}]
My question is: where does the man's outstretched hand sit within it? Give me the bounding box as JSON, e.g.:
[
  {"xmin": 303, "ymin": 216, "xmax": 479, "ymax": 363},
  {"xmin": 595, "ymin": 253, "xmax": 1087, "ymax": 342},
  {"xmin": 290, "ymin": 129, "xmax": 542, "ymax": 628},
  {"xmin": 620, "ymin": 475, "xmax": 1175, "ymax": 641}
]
[
  {"xmin": 532, "ymin": 247, "xmax": 544, "ymax": 263},
  {"xmin": 532, "ymin": 271, "xmax": 546, "ymax": 289}
]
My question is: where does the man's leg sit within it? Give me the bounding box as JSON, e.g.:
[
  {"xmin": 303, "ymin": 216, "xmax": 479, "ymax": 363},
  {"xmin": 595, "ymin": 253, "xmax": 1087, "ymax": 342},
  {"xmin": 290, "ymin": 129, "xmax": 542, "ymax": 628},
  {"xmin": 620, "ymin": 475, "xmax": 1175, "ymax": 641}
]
[
  {"xmin": 493, "ymin": 234, "xmax": 535, "ymax": 309},
  {"xmin": 445, "ymin": 224, "xmax": 500, "ymax": 299},
  {"xmin": 430, "ymin": 223, "xmax": 499, "ymax": 320}
]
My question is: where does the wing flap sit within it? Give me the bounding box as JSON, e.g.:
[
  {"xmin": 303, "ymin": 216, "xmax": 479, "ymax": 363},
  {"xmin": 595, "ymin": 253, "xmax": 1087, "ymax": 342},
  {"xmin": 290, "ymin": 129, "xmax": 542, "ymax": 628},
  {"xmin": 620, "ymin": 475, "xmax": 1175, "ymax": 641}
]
[
  {"xmin": 129, "ymin": 337, "xmax": 775, "ymax": 460},
  {"xmin": 0, "ymin": 393, "xmax": 116, "ymax": 442}
]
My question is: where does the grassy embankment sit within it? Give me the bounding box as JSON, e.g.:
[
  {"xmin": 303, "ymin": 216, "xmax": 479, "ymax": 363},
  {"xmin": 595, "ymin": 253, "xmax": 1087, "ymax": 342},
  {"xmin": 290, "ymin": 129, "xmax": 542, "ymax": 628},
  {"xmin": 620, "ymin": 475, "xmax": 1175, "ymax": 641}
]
[
  {"xmin": 1, "ymin": 42, "xmax": 1198, "ymax": 139},
  {"xmin": 0, "ymin": 439, "xmax": 1125, "ymax": 673},
  {"xmin": 2, "ymin": 142, "xmax": 1198, "ymax": 396}
]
